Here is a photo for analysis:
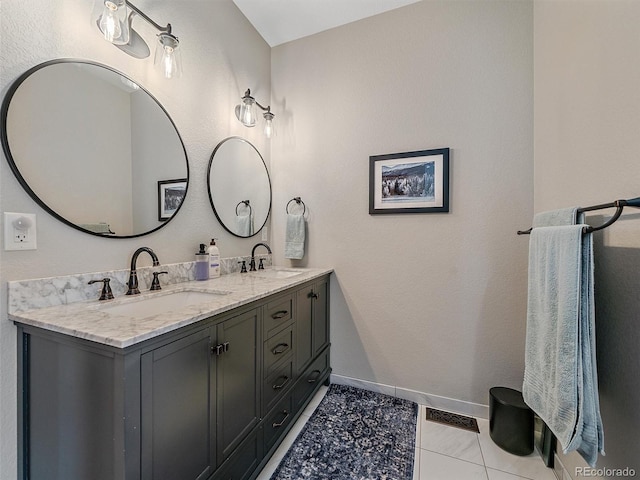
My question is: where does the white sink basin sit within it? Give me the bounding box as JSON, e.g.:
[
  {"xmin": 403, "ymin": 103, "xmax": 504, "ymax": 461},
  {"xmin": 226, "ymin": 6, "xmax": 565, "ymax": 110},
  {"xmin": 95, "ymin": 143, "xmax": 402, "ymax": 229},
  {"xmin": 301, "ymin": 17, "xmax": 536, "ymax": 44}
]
[
  {"xmin": 249, "ymin": 268, "xmax": 304, "ymax": 280},
  {"xmin": 96, "ymin": 289, "xmax": 229, "ymax": 318}
]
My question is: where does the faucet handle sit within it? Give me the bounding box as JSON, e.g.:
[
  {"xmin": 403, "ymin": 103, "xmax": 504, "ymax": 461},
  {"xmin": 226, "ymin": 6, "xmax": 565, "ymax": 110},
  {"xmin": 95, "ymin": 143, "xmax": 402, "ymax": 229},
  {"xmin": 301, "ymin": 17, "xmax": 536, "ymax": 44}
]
[
  {"xmin": 258, "ymin": 258, "xmax": 265, "ymax": 270},
  {"xmin": 150, "ymin": 271, "xmax": 168, "ymax": 291},
  {"xmin": 238, "ymin": 260, "xmax": 247, "ymax": 273},
  {"xmin": 88, "ymin": 278, "xmax": 114, "ymax": 301}
]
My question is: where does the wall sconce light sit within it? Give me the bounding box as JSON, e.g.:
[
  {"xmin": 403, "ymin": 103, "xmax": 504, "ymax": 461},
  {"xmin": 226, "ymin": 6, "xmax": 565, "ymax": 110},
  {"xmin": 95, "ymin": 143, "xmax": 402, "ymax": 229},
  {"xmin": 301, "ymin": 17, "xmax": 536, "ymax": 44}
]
[
  {"xmin": 235, "ymin": 89, "xmax": 275, "ymax": 138},
  {"xmin": 92, "ymin": 0, "xmax": 183, "ymax": 79}
]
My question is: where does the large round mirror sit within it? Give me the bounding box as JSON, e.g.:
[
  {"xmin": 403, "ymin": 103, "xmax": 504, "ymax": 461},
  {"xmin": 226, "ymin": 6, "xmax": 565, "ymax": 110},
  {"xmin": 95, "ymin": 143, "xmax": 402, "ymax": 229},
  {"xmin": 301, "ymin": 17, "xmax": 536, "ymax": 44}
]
[
  {"xmin": 207, "ymin": 137, "xmax": 271, "ymax": 237},
  {"xmin": 1, "ymin": 59, "xmax": 189, "ymax": 238}
]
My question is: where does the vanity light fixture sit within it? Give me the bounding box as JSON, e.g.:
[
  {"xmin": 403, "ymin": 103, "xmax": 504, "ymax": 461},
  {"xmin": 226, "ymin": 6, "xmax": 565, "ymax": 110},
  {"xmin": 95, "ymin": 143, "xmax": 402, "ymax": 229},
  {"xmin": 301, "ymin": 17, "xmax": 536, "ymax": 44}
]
[
  {"xmin": 92, "ymin": 0, "xmax": 183, "ymax": 79},
  {"xmin": 235, "ymin": 89, "xmax": 275, "ymax": 138}
]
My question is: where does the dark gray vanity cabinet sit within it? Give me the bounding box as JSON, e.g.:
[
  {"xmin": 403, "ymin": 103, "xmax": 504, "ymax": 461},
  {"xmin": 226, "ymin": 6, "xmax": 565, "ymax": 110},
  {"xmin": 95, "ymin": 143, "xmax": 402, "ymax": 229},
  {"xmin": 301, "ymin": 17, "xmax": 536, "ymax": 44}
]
[
  {"xmin": 17, "ymin": 274, "xmax": 330, "ymax": 480},
  {"xmin": 140, "ymin": 308, "xmax": 259, "ymax": 480}
]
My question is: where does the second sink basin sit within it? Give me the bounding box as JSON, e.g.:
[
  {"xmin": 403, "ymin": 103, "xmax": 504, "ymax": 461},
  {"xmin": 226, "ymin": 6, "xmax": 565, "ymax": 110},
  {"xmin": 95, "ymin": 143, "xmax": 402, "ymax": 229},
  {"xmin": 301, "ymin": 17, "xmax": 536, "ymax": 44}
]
[
  {"xmin": 96, "ymin": 289, "xmax": 230, "ymax": 319},
  {"xmin": 249, "ymin": 268, "xmax": 304, "ymax": 280}
]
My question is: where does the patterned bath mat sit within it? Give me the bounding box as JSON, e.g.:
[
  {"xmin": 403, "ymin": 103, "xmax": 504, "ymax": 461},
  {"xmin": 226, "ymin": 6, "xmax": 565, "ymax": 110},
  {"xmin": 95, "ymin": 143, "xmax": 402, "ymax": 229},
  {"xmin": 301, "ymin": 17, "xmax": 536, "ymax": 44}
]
[{"xmin": 270, "ymin": 384, "xmax": 418, "ymax": 480}]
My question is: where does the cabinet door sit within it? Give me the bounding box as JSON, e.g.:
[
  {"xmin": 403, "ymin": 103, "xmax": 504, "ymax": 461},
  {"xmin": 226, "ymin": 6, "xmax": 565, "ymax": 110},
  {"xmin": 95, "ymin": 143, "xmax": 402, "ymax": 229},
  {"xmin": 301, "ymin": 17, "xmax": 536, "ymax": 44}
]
[
  {"xmin": 296, "ymin": 279, "xmax": 330, "ymax": 373},
  {"xmin": 216, "ymin": 309, "xmax": 260, "ymax": 462},
  {"xmin": 312, "ymin": 279, "xmax": 329, "ymax": 357},
  {"xmin": 295, "ymin": 287, "xmax": 313, "ymax": 373},
  {"xmin": 141, "ymin": 329, "xmax": 215, "ymax": 480}
]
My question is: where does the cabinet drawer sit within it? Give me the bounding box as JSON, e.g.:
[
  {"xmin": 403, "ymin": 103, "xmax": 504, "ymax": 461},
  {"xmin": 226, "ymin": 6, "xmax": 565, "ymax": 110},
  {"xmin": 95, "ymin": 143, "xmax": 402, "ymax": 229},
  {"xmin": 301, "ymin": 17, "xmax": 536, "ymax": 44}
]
[
  {"xmin": 293, "ymin": 347, "xmax": 330, "ymax": 412},
  {"xmin": 263, "ymin": 360, "xmax": 294, "ymax": 414},
  {"xmin": 264, "ymin": 327, "xmax": 293, "ymax": 377},
  {"xmin": 264, "ymin": 394, "xmax": 294, "ymax": 453},
  {"xmin": 264, "ymin": 295, "xmax": 293, "ymax": 337}
]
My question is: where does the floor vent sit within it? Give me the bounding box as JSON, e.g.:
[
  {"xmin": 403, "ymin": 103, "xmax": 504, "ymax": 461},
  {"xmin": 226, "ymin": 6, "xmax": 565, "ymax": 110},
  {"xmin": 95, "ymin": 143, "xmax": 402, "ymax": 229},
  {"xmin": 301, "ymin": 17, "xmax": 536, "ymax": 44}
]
[{"xmin": 425, "ymin": 407, "xmax": 479, "ymax": 433}]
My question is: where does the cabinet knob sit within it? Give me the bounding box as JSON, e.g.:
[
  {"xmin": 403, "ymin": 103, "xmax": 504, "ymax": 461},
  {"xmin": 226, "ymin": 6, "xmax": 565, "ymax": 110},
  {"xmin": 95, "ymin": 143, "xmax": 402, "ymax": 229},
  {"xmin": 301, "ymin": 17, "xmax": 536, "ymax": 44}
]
[{"xmin": 308, "ymin": 290, "xmax": 319, "ymax": 299}]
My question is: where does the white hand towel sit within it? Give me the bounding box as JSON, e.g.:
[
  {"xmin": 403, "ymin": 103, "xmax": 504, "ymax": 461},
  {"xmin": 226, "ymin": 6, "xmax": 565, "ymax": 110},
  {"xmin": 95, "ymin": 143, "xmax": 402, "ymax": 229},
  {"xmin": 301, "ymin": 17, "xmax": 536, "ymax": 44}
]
[
  {"xmin": 285, "ymin": 213, "xmax": 305, "ymax": 260},
  {"xmin": 236, "ymin": 214, "xmax": 253, "ymax": 236}
]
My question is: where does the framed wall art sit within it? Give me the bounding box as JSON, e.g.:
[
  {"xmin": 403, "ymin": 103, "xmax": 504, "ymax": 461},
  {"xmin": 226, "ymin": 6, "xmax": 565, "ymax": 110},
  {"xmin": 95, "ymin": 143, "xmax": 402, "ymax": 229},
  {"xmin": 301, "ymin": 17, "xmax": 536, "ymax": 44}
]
[
  {"xmin": 369, "ymin": 148, "xmax": 450, "ymax": 214},
  {"xmin": 158, "ymin": 178, "xmax": 187, "ymax": 221}
]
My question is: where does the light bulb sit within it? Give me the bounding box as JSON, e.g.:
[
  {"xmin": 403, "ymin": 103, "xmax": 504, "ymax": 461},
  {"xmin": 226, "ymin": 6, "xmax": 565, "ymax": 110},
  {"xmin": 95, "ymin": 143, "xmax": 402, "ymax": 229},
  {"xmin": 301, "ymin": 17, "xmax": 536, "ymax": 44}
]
[
  {"xmin": 161, "ymin": 46, "xmax": 176, "ymax": 78},
  {"xmin": 243, "ymin": 105, "xmax": 254, "ymax": 125},
  {"xmin": 263, "ymin": 112, "xmax": 275, "ymax": 138}
]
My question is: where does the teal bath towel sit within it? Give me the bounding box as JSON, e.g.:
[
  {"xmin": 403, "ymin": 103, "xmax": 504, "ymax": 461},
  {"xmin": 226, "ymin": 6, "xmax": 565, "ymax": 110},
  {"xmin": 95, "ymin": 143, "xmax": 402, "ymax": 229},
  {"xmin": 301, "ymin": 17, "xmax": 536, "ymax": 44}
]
[
  {"xmin": 284, "ymin": 213, "xmax": 305, "ymax": 260},
  {"xmin": 523, "ymin": 210, "xmax": 604, "ymax": 467}
]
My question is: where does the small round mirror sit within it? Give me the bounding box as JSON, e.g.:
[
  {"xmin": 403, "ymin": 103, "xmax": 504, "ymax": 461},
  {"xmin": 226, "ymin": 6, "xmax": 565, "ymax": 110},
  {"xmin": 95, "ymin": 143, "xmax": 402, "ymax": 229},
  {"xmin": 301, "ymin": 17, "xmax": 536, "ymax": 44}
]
[{"xmin": 207, "ymin": 137, "xmax": 271, "ymax": 237}]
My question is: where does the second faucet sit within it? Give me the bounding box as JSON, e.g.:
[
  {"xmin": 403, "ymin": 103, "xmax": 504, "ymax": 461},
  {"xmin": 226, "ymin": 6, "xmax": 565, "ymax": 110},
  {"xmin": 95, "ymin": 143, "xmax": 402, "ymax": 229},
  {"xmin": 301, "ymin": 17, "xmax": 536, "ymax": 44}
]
[{"xmin": 249, "ymin": 243, "xmax": 271, "ymax": 271}]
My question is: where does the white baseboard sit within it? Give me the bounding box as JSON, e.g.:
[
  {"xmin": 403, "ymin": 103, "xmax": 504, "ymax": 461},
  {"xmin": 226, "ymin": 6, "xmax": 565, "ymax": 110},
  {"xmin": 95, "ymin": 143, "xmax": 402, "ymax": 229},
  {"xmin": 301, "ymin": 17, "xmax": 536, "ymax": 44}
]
[
  {"xmin": 553, "ymin": 453, "xmax": 572, "ymax": 480},
  {"xmin": 330, "ymin": 374, "xmax": 490, "ymax": 419}
]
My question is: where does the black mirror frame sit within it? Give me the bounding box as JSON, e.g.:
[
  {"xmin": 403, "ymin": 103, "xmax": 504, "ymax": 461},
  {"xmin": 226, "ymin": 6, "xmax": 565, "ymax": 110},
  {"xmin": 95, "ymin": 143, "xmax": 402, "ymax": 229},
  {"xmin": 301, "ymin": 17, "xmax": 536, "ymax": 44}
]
[
  {"xmin": 0, "ymin": 58, "xmax": 190, "ymax": 239},
  {"xmin": 207, "ymin": 136, "xmax": 272, "ymax": 238}
]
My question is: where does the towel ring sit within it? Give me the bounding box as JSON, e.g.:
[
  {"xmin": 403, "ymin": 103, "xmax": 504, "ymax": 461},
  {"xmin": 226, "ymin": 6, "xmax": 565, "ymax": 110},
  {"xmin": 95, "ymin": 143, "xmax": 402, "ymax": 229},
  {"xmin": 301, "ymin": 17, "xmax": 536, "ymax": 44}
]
[
  {"xmin": 236, "ymin": 200, "xmax": 252, "ymax": 216},
  {"xmin": 286, "ymin": 197, "xmax": 306, "ymax": 216}
]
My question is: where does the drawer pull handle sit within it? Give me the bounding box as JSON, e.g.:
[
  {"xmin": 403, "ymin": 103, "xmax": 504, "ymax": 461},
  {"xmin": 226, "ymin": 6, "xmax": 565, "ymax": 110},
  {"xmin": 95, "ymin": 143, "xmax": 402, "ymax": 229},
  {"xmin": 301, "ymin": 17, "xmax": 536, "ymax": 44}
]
[
  {"xmin": 271, "ymin": 310, "xmax": 289, "ymax": 319},
  {"xmin": 272, "ymin": 343, "xmax": 289, "ymax": 355},
  {"xmin": 272, "ymin": 410, "xmax": 289, "ymax": 428},
  {"xmin": 307, "ymin": 369, "xmax": 322, "ymax": 383},
  {"xmin": 272, "ymin": 375, "xmax": 290, "ymax": 390}
]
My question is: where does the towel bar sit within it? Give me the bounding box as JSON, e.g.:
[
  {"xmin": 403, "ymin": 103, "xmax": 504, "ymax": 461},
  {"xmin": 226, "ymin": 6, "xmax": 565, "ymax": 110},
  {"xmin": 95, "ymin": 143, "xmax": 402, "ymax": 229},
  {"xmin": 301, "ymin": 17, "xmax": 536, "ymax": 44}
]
[
  {"xmin": 286, "ymin": 197, "xmax": 306, "ymax": 216},
  {"xmin": 517, "ymin": 197, "xmax": 640, "ymax": 235},
  {"xmin": 236, "ymin": 200, "xmax": 252, "ymax": 216}
]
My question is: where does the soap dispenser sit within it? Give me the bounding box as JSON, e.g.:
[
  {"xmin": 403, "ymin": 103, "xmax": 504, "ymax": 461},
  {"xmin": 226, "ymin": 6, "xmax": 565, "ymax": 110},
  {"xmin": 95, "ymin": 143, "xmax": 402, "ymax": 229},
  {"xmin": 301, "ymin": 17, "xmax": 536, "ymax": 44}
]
[
  {"xmin": 208, "ymin": 239, "xmax": 220, "ymax": 278},
  {"xmin": 195, "ymin": 244, "xmax": 209, "ymax": 281}
]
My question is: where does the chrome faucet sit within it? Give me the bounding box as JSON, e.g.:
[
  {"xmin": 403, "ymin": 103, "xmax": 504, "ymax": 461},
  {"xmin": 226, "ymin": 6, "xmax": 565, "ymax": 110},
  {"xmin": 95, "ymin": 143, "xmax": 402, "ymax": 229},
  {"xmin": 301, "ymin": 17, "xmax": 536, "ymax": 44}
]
[
  {"xmin": 249, "ymin": 242, "xmax": 271, "ymax": 271},
  {"xmin": 126, "ymin": 247, "xmax": 160, "ymax": 295}
]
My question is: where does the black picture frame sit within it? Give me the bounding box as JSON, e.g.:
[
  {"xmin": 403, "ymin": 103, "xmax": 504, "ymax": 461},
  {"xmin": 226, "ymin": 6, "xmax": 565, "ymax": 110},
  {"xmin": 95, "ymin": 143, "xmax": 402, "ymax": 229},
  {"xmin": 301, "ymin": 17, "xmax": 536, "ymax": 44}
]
[
  {"xmin": 158, "ymin": 178, "xmax": 187, "ymax": 221},
  {"xmin": 369, "ymin": 148, "xmax": 450, "ymax": 214}
]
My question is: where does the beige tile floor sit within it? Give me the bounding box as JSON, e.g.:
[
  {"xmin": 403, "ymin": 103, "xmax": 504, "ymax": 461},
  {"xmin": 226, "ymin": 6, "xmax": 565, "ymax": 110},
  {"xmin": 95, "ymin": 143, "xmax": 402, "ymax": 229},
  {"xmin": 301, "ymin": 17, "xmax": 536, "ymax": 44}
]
[{"xmin": 256, "ymin": 386, "xmax": 557, "ymax": 480}]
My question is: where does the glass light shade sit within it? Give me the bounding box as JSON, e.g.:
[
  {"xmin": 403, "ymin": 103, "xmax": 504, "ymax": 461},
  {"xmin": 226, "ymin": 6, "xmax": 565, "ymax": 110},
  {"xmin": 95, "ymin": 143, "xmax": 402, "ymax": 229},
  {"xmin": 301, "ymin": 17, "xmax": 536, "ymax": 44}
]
[
  {"xmin": 238, "ymin": 97, "xmax": 257, "ymax": 127},
  {"xmin": 94, "ymin": 0, "xmax": 129, "ymax": 45},
  {"xmin": 154, "ymin": 33, "xmax": 182, "ymax": 79},
  {"xmin": 263, "ymin": 111, "xmax": 275, "ymax": 138}
]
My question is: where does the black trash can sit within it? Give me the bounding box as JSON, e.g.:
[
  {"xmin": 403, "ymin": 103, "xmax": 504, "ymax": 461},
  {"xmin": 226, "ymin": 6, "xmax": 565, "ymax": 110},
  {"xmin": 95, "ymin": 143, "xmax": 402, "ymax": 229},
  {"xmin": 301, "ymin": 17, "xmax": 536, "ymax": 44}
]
[{"xmin": 489, "ymin": 387, "xmax": 534, "ymax": 456}]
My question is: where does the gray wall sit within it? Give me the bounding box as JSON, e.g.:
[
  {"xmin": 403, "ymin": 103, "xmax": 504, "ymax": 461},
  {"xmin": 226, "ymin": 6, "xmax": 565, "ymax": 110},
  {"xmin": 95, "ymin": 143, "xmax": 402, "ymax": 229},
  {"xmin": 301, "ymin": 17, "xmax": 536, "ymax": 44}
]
[
  {"xmin": 534, "ymin": 0, "xmax": 640, "ymax": 476},
  {"xmin": 0, "ymin": 0, "xmax": 270, "ymax": 477},
  {"xmin": 270, "ymin": 0, "xmax": 533, "ymax": 406}
]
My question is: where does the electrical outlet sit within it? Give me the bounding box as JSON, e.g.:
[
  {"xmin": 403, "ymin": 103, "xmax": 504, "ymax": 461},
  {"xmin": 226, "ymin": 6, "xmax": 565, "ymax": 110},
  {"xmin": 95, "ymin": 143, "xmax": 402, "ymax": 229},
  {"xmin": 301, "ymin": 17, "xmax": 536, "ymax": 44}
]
[{"xmin": 4, "ymin": 212, "xmax": 37, "ymax": 250}]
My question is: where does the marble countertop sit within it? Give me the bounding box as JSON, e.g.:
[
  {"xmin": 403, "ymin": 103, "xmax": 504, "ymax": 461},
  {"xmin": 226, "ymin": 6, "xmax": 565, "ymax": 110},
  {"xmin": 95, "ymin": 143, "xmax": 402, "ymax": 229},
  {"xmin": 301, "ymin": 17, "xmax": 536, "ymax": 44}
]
[{"xmin": 9, "ymin": 267, "xmax": 333, "ymax": 349}]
